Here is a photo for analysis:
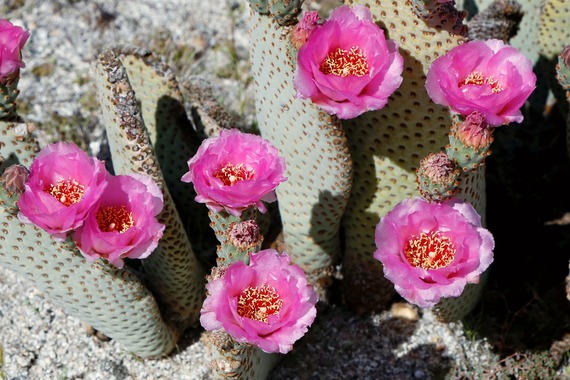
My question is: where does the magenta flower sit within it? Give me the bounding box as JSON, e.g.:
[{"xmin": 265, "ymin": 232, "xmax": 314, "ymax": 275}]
[
  {"xmin": 294, "ymin": 5, "xmax": 404, "ymax": 119},
  {"xmin": 0, "ymin": 19, "xmax": 30, "ymax": 82},
  {"xmin": 291, "ymin": 11, "xmax": 321, "ymax": 49},
  {"xmin": 17, "ymin": 141, "xmax": 108, "ymax": 240},
  {"xmin": 200, "ymin": 249, "xmax": 318, "ymax": 354},
  {"xmin": 425, "ymin": 39, "xmax": 536, "ymax": 126},
  {"xmin": 181, "ymin": 128, "xmax": 287, "ymax": 216},
  {"xmin": 73, "ymin": 173, "xmax": 165, "ymax": 269},
  {"xmin": 373, "ymin": 197, "xmax": 494, "ymax": 308}
]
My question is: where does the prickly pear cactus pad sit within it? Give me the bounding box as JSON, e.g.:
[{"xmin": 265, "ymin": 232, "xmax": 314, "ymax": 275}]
[
  {"xmin": 109, "ymin": 46, "xmax": 218, "ymax": 265},
  {"xmin": 341, "ymin": 0, "xmax": 486, "ymax": 313},
  {"xmin": 247, "ymin": 9, "xmax": 353, "ymax": 299},
  {"xmin": 0, "ymin": 121, "xmax": 177, "ymax": 358},
  {"xmin": 93, "ymin": 49, "xmax": 206, "ymax": 328},
  {"xmin": 537, "ymin": 0, "xmax": 570, "ymax": 61}
]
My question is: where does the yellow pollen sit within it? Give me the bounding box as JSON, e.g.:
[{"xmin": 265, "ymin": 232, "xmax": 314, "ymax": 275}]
[
  {"xmin": 459, "ymin": 71, "xmax": 503, "ymax": 93},
  {"xmin": 237, "ymin": 284, "xmax": 283, "ymax": 323},
  {"xmin": 96, "ymin": 205, "xmax": 134, "ymax": 233},
  {"xmin": 404, "ymin": 231, "xmax": 456, "ymax": 270},
  {"xmin": 320, "ymin": 46, "xmax": 369, "ymax": 77},
  {"xmin": 213, "ymin": 163, "xmax": 254, "ymax": 186},
  {"xmin": 45, "ymin": 179, "xmax": 85, "ymax": 206}
]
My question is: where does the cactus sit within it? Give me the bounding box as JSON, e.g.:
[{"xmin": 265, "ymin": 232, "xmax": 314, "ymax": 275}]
[
  {"xmin": 93, "ymin": 47, "xmax": 206, "ymax": 328},
  {"xmin": 248, "ymin": 6, "xmax": 353, "ymax": 303},
  {"xmin": 0, "ymin": 45, "xmax": 213, "ymax": 358},
  {"xmin": 0, "ymin": 121, "xmax": 178, "ymax": 358},
  {"xmin": 1, "ymin": 0, "xmax": 564, "ymax": 376},
  {"xmin": 340, "ymin": 0, "xmax": 486, "ymax": 316}
]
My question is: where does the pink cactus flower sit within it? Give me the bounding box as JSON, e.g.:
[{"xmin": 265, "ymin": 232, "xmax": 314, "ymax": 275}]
[
  {"xmin": 373, "ymin": 197, "xmax": 494, "ymax": 308},
  {"xmin": 17, "ymin": 141, "xmax": 108, "ymax": 240},
  {"xmin": 0, "ymin": 19, "xmax": 30, "ymax": 82},
  {"xmin": 294, "ymin": 5, "xmax": 404, "ymax": 120},
  {"xmin": 425, "ymin": 39, "xmax": 536, "ymax": 126},
  {"xmin": 181, "ymin": 128, "xmax": 287, "ymax": 217},
  {"xmin": 200, "ymin": 249, "xmax": 318, "ymax": 354},
  {"xmin": 73, "ymin": 173, "xmax": 165, "ymax": 269},
  {"xmin": 291, "ymin": 11, "xmax": 321, "ymax": 49}
]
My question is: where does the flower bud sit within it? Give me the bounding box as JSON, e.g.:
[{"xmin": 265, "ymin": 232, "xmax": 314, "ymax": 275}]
[{"xmin": 1, "ymin": 163, "xmax": 29, "ymax": 196}]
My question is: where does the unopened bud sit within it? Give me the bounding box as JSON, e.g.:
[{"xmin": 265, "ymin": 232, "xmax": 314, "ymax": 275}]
[
  {"xmin": 1, "ymin": 164, "xmax": 29, "ymax": 196},
  {"xmin": 454, "ymin": 111, "xmax": 494, "ymax": 149},
  {"xmin": 228, "ymin": 219, "xmax": 262, "ymax": 250},
  {"xmin": 416, "ymin": 152, "xmax": 460, "ymax": 202}
]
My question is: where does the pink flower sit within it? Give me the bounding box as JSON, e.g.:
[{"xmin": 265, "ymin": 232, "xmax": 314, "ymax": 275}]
[
  {"xmin": 425, "ymin": 39, "xmax": 536, "ymax": 126},
  {"xmin": 373, "ymin": 197, "xmax": 494, "ymax": 308},
  {"xmin": 181, "ymin": 128, "xmax": 287, "ymax": 216},
  {"xmin": 294, "ymin": 5, "xmax": 404, "ymax": 119},
  {"xmin": 291, "ymin": 11, "xmax": 321, "ymax": 49},
  {"xmin": 0, "ymin": 19, "xmax": 30, "ymax": 82},
  {"xmin": 72, "ymin": 173, "xmax": 165, "ymax": 269},
  {"xmin": 200, "ymin": 249, "xmax": 318, "ymax": 354},
  {"xmin": 17, "ymin": 141, "xmax": 108, "ymax": 240}
]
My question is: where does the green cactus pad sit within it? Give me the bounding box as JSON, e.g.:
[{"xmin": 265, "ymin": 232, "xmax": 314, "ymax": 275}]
[
  {"xmin": 247, "ymin": 0, "xmax": 271, "ymax": 15},
  {"xmin": 0, "ymin": 121, "xmax": 177, "ymax": 358},
  {"xmin": 0, "ymin": 78, "xmax": 21, "ymax": 120},
  {"xmin": 93, "ymin": 48, "xmax": 206, "ymax": 328},
  {"xmin": 341, "ymin": 0, "xmax": 487, "ymax": 313},
  {"xmin": 268, "ymin": 0, "xmax": 304, "ymax": 26},
  {"xmin": 248, "ymin": 9, "xmax": 353, "ymax": 300},
  {"xmin": 538, "ymin": 0, "xmax": 570, "ymax": 61},
  {"xmin": 108, "ymin": 46, "xmax": 218, "ymax": 265}
]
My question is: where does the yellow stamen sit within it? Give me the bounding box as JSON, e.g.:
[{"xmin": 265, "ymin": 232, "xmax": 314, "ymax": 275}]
[
  {"xmin": 237, "ymin": 284, "xmax": 283, "ymax": 323},
  {"xmin": 459, "ymin": 71, "xmax": 503, "ymax": 93},
  {"xmin": 96, "ymin": 205, "xmax": 134, "ymax": 233},
  {"xmin": 405, "ymin": 231, "xmax": 456, "ymax": 270},
  {"xmin": 45, "ymin": 179, "xmax": 85, "ymax": 206},
  {"xmin": 320, "ymin": 46, "xmax": 369, "ymax": 77},
  {"xmin": 213, "ymin": 163, "xmax": 254, "ymax": 186}
]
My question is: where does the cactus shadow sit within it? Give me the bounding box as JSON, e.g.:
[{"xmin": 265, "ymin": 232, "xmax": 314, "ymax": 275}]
[
  {"xmin": 269, "ymin": 304, "xmax": 454, "ymax": 379},
  {"xmin": 153, "ymin": 94, "xmax": 218, "ymax": 268},
  {"xmin": 462, "ymin": 89, "xmax": 570, "ymax": 369}
]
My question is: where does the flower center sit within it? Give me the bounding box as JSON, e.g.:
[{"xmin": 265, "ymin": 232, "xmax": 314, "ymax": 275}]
[
  {"xmin": 237, "ymin": 284, "xmax": 283, "ymax": 323},
  {"xmin": 213, "ymin": 163, "xmax": 254, "ymax": 186},
  {"xmin": 45, "ymin": 179, "xmax": 85, "ymax": 206},
  {"xmin": 320, "ymin": 46, "xmax": 369, "ymax": 77},
  {"xmin": 404, "ymin": 231, "xmax": 456, "ymax": 270},
  {"xmin": 458, "ymin": 71, "xmax": 503, "ymax": 93},
  {"xmin": 96, "ymin": 205, "xmax": 134, "ymax": 233}
]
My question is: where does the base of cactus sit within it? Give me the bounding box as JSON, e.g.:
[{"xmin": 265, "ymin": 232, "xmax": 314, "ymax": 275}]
[
  {"xmin": 204, "ymin": 330, "xmax": 282, "ymax": 379},
  {"xmin": 432, "ymin": 269, "xmax": 491, "ymax": 323}
]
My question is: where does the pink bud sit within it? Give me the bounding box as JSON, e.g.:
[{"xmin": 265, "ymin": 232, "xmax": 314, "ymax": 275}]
[{"xmin": 0, "ymin": 164, "xmax": 29, "ymax": 195}]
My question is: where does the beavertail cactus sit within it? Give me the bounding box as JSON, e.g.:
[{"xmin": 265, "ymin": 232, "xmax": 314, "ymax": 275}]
[
  {"xmin": 93, "ymin": 46, "xmax": 206, "ymax": 329},
  {"xmin": 340, "ymin": 0, "xmax": 486, "ymax": 316},
  {"xmin": 248, "ymin": 4, "xmax": 353, "ymax": 302},
  {"xmin": 0, "ymin": 40, "xmax": 211, "ymax": 358},
  {"xmin": 0, "ymin": 122, "xmax": 178, "ymax": 358},
  {"xmin": 0, "ymin": 0, "xmax": 556, "ymax": 375}
]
